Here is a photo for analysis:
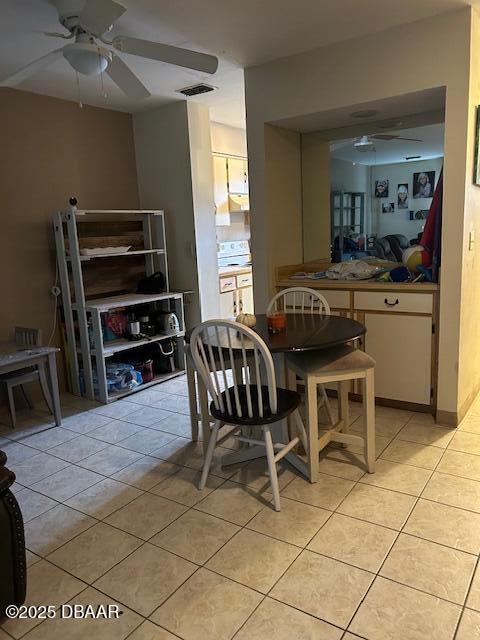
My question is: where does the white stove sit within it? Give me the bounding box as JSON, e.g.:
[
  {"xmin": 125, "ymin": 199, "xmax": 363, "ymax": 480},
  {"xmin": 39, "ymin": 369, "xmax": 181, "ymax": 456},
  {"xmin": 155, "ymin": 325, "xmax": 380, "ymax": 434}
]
[{"xmin": 217, "ymin": 240, "xmax": 251, "ymax": 268}]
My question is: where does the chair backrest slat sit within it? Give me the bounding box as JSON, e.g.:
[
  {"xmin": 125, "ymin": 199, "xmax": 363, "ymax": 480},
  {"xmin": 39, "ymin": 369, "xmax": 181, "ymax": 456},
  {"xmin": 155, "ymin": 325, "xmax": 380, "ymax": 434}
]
[
  {"xmin": 267, "ymin": 287, "xmax": 330, "ymax": 317},
  {"xmin": 15, "ymin": 327, "xmax": 42, "ymax": 348},
  {"xmin": 190, "ymin": 320, "xmax": 277, "ymax": 420}
]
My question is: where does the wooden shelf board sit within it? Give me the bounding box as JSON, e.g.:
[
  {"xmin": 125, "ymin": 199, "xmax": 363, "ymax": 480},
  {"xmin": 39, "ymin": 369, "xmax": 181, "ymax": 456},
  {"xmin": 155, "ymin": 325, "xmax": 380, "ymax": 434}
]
[
  {"xmin": 102, "ymin": 332, "xmax": 185, "ymax": 357},
  {"xmin": 73, "ymin": 292, "xmax": 183, "ymax": 312},
  {"xmin": 67, "ymin": 249, "xmax": 165, "ymax": 262}
]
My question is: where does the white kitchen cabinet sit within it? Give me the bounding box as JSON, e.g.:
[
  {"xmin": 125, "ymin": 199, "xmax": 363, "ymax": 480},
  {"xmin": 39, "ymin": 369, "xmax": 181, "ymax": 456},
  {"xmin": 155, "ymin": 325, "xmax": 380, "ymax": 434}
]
[
  {"xmin": 213, "ymin": 156, "xmax": 230, "ymax": 225},
  {"xmin": 219, "ymin": 286, "xmax": 254, "ymax": 318},
  {"xmin": 239, "ymin": 286, "xmax": 254, "ymax": 314},
  {"xmin": 361, "ymin": 312, "xmax": 432, "ymax": 405},
  {"xmin": 220, "ymin": 290, "xmax": 237, "ymax": 318},
  {"xmin": 227, "ymin": 158, "xmax": 248, "ymax": 194}
]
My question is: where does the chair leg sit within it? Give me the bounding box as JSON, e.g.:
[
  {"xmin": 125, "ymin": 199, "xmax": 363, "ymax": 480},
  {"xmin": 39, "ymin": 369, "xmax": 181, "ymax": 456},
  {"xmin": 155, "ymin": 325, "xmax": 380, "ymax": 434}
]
[
  {"xmin": 20, "ymin": 384, "xmax": 33, "ymax": 410},
  {"xmin": 292, "ymin": 408, "xmax": 308, "ymax": 452},
  {"xmin": 186, "ymin": 355, "xmax": 199, "ymax": 442},
  {"xmin": 38, "ymin": 364, "xmax": 53, "ymax": 414},
  {"xmin": 198, "ymin": 380, "xmax": 211, "ymax": 454},
  {"xmin": 6, "ymin": 385, "xmax": 16, "ymax": 429},
  {"xmin": 338, "ymin": 380, "xmax": 350, "ymax": 448},
  {"xmin": 364, "ymin": 369, "xmax": 375, "ymax": 473},
  {"xmin": 306, "ymin": 377, "xmax": 319, "ymax": 482},
  {"xmin": 264, "ymin": 425, "xmax": 281, "ymax": 511},
  {"xmin": 318, "ymin": 384, "xmax": 335, "ymax": 426},
  {"xmin": 199, "ymin": 420, "xmax": 220, "ymax": 490}
]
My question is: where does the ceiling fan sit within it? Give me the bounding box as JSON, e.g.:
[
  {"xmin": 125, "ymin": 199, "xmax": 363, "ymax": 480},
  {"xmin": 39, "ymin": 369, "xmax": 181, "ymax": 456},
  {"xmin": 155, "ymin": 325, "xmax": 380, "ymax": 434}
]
[
  {"xmin": 0, "ymin": 0, "xmax": 219, "ymax": 100},
  {"xmin": 353, "ymin": 133, "xmax": 423, "ymax": 152}
]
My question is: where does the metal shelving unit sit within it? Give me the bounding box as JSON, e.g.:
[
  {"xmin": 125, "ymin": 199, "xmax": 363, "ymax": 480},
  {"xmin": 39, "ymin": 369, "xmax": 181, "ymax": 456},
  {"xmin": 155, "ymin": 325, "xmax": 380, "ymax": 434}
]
[{"xmin": 54, "ymin": 206, "xmax": 185, "ymax": 403}]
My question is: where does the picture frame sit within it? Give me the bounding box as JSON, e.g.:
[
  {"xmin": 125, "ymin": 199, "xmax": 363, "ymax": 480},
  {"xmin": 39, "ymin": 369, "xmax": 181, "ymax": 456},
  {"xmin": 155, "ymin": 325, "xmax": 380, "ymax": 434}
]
[{"xmin": 375, "ymin": 179, "xmax": 389, "ymax": 198}]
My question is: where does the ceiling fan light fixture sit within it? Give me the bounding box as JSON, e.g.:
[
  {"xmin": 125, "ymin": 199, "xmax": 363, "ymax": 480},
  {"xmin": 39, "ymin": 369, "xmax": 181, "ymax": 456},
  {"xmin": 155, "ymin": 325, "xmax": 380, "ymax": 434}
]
[
  {"xmin": 63, "ymin": 42, "xmax": 111, "ymax": 76},
  {"xmin": 354, "ymin": 135, "xmax": 374, "ymax": 151}
]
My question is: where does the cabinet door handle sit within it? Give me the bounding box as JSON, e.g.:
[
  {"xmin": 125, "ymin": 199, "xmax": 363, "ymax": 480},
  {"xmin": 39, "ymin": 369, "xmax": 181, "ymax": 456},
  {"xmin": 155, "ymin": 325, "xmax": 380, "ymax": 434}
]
[{"xmin": 384, "ymin": 298, "xmax": 399, "ymax": 306}]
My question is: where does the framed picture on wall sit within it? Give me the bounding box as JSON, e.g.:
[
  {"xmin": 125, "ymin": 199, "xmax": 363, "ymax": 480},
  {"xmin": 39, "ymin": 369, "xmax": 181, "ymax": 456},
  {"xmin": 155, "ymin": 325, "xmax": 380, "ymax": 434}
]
[
  {"xmin": 397, "ymin": 183, "xmax": 409, "ymax": 209},
  {"xmin": 375, "ymin": 179, "xmax": 389, "ymax": 197},
  {"xmin": 474, "ymin": 106, "xmax": 480, "ymax": 185},
  {"xmin": 413, "ymin": 171, "xmax": 435, "ymax": 198},
  {"xmin": 382, "ymin": 202, "xmax": 395, "ymax": 213}
]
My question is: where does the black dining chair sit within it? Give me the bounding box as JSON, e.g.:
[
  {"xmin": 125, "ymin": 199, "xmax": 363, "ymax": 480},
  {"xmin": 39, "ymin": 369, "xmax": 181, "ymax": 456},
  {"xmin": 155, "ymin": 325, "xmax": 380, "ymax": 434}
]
[{"xmin": 189, "ymin": 319, "xmax": 308, "ymax": 511}]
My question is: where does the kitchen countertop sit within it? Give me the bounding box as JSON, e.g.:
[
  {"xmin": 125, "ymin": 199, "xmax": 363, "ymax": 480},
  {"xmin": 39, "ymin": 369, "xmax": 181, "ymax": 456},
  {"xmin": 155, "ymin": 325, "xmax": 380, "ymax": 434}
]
[
  {"xmin": 218, "ymin": 265, "xmax": 252, "ymax": 277},
  {"xmin": 276, "ymin": 260, "xmax": 439, "ymax": 292}
]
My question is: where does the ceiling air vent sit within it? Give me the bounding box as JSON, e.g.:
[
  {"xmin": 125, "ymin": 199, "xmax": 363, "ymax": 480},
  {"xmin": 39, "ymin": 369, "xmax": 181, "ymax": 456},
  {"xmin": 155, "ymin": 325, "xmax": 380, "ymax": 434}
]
[{"xmin": 178, "ymin": 83, "xmax": 215, "ymax": 97}]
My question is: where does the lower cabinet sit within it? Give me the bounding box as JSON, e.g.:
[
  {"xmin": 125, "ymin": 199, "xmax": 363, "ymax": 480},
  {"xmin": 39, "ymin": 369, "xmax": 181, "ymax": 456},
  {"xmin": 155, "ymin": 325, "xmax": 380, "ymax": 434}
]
[
  {"xmin": 240, "ymin": 286, "xmax": 254, "ymax": 314},
  {"xmin": 219, "ymin": 287, "xmax": 254, "ymax": 318},
  {"xmin": 220, "ymin": 290, "xmax": 236, "ymax": 318},
  {"xmin": 360, "ymin": 312, "xmax": 432, "ymax": 405}
]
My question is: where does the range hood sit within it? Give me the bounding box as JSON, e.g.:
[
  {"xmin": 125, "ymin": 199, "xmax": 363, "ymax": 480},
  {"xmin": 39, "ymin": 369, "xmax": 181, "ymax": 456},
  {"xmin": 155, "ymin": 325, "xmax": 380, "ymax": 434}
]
[{"xmin": 229, "ymin": 193, "xmax": 250, "ymax": 212}]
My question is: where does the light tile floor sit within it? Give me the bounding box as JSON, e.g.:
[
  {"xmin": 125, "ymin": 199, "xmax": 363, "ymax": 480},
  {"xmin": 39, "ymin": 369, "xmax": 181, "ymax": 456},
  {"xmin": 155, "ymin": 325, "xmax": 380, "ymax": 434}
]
[{"xmin": 2, "ymin": 378, "xmax": 480, "ymax": 639}]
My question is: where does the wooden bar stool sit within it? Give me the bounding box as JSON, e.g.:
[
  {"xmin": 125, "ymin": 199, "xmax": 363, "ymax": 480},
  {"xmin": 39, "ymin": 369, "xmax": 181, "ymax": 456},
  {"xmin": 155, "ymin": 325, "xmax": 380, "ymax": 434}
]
[
  {"xmin": 267, "ymin": 287, "xmax": 335, "ymax": 425},
  {"xmin": 286, "ymin": 344, "xmax": 375, "ymax": 482}
]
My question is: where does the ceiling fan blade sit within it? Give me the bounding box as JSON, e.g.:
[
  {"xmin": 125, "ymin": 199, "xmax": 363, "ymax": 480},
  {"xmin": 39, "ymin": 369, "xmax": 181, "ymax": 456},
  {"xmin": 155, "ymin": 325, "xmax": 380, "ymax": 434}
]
[
  {"xmin": 0, "ymin": 49, "xmax": 63, "ymax": 86},
  {"xmin": 371, "ymin": 134, "xmax": 423, "ymax": 142},
  {"xmin": 79, "ymin": 0, "xmax": 126, "ymax": 37},
  {"xmin": 394, "ymin": 136, "xmax": 424, "ymax": 142},
  {"xmin": 112, "ymin": 36, "xmax": 219, "ymax": 74},
  {"xmin": 106, "ymin": 54, "xmax": 150, "ymax": 100}
]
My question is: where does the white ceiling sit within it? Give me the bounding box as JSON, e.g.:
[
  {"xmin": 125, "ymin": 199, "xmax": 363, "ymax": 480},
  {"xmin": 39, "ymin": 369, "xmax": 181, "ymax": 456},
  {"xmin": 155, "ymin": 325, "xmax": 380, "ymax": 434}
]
[
  {"xmin": 330, "ymin": 123, "xmax": 445, "ymax": 166},
  {"xmin": 0, "ymin": 0, "xmax": 477, "ymax": 128}
]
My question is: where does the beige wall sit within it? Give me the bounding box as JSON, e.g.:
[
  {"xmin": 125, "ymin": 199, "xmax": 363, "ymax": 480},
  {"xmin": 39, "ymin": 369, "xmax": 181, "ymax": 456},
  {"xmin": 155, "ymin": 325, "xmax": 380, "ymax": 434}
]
[
  {"xmin": 301, "ymin": 133, "xmax": 331, "ymax": 261},
  {"xmin": 458, "ymin": 8, "xmax": 480, "ymax": 418},
  {"xmin": 210, "ymin": 122, "xmax": 247, "ymax": 157},
  {"xmin": 134, "ymin": 102, "xmax": 219, "ymax": 327},
  {"xmin": 263, "ymin": 125, "xmax": 303, "ymax": 296},
  {"xmin": 245, "ymin": 9, "xmax": 472, "ymax": 418},
  {"xmin": 0, "ymin": 88, "xmax": 139, "ymax": 393}
]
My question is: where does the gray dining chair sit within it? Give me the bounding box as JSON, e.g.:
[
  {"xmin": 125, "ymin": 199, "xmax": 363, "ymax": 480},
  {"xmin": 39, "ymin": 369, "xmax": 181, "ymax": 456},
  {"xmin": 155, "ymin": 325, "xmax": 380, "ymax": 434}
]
[{"xmin": 0, "ymin": 327, "xmax": 53, "ymax": 428}]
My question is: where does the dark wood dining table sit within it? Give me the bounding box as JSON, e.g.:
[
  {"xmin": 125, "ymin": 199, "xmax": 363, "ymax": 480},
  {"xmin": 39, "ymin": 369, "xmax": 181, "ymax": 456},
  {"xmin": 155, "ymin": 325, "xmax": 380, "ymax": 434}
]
[
  {"xmin": 185, "ymin": 313, "xmax": 367, "ymax": 476},
  {"xmin": 187, "ymin": 313, "xmax": 366, "ymax": 354}
]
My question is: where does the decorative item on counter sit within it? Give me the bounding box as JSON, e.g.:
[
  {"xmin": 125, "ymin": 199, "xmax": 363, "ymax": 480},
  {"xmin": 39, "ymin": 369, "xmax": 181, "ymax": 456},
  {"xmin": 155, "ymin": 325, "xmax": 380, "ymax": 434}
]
[
  {"xmin": 136, "ymin": 271, "xmax": 166, "ymax": 294},
  {"xmin": 106, "ymin": 363, "xmax": 142, "ymax": 392},
  {"xmin": 156, "ymin": 312, "xmax": 180, "ymax": 333},
  {"xmin": 389, "ymin": 266, "xmax": 410, "ymax": 282},
  {"xmin": 103, "ymin": 311, "xmax": 127, "ymax": 342},
  {"xmin": 79, "ymin": 245, "xmax": 132, "ymax": 256},
  {"xmin": 402, "ymin": 244, "xmax": 431, "ymax": 275},
  {"xmin": 236, "ymin": 313, "xmax": 256, "ymax": 327},
  {"xmin": 127, "ymin": 320, "xmax": 142, "ymax": 341},
  {"xmin": 267, "ymin": 311, "xmax": 286, "ymax": 334},
  {"xmin": 131, "ymin": 358, "xmax": 154, "ymax": 383},
  {"xmin": 326, "ymin": 261, "xmax": 383, "ymax": 280}
]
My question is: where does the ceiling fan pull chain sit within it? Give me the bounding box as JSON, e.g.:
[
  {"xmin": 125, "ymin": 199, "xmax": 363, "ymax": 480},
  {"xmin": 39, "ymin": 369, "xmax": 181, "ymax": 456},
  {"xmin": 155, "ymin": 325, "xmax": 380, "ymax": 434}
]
[
  {"xmin": 98, "ymin": 50, "xmax": 107, "ymax": 100},
  {"xmin": 75, "ymin": 71, "xmax": 83, "ymax": 109}
]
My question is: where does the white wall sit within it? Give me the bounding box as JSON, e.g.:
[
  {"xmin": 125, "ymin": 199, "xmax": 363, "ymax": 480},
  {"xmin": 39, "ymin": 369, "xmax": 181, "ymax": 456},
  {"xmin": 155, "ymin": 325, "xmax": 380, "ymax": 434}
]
[
  {"xmin": 370, "ymin": 157, "xmax": 444, "ymax": 238},
  {"xmin": 245, "ymin": 8, "xmax": 472, "ymax": 419},
  {"xmin": 134, "ymin": 101, "xmax": 219, "ymax": 328}
]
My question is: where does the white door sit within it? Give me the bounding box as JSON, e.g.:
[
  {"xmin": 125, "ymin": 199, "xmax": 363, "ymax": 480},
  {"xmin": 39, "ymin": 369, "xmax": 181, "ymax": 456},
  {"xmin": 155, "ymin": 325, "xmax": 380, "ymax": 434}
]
[
  {"xmin": 213, "ymin": 156, "xmax": 229, "ymax": 215},
  {"xmin": 219, "ymin": 291, "xmax": 237, "ymax": 319},
  {"xmin": 239, "ymin": 286, "xmax": 254, "ymax": 314},
  {"xmin": 362, "ymin": 313, "xmax": 432, "ymax": 405},
  {"xmin": 227, "ymin": 158, "xmax": 248, "ymax": 194}
]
